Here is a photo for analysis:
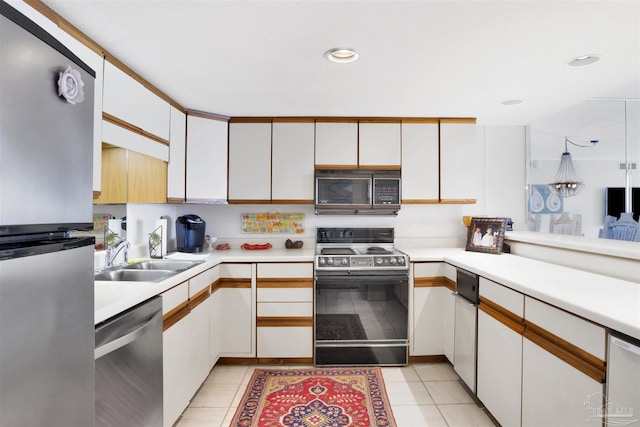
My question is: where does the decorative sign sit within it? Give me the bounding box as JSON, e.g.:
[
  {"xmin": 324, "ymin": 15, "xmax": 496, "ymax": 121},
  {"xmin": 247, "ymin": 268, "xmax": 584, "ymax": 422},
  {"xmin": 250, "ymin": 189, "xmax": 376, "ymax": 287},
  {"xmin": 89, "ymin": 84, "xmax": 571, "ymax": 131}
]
[
  {"xmin": 241, "ymin": 213, "xmax": 304, "ymax": 234},
  {"xmin": 529, "ymin": 184, "xmax": 563, "ymax": 214}
]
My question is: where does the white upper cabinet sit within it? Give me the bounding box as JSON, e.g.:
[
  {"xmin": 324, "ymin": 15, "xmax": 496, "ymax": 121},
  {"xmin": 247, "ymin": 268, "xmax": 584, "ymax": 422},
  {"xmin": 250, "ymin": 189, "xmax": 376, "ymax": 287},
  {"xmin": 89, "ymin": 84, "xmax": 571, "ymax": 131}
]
[
  {"xmin": 271, "ymin": 121, "xmax": 315, "ymax": 202},
  {"xmin": 358, "ymin": 121, "xmax": 401, "ymax": 167},
  {"xmin": 439, "ymin": 119, "xmax": 478, "ymax": 202},
  {"xmin": 228, "ymin": 121, "xmax": 272, "ymax": 202},
  {"xmin": 186, "ymin": 114, "xmax": 228, "ymax": 203},
  {"xmin": 401, "ymin": 121, "xmax": 439, "ymax": 202},
  {"xmin": 315, "ymin": 121, "xmax": 358, "ymax": 167},
  {"xmin": 167, "ymin": 107, "xmax": 186, "ymax": 201},
  {"xmin": 102, "ymin": 61, "xmax": 171, "ymax": 140}
]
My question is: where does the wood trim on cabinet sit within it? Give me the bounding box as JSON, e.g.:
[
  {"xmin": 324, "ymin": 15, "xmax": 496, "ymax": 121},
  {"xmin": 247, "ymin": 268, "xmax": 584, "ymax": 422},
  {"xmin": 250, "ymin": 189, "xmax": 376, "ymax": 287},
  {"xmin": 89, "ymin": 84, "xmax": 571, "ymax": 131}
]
[
  {"xmin": 257, "ymin": 278, "xmax": 313, "ymax": 288},
  {"xmin": 218, "ymin": 278, "xmax": 252, "ymax": 289},
  {"xmin": 357, "ymin": 164, "xmax": 402, "ymax": 171},
  {"xmin": 414, "ymin": 276, "xmax": 455, "ymax": 291},
  {"xmin": 271, "ymin": 199, "xmax": 314, "ymax": 204},
  {"xmin": 439, "ymin": 199, "xmax": 478, "ymax": 204},
  {"xmin": 314, "ymin": 164, "xmax": 359, "ymax": 170},
  {"xmin": 439, "ymin": 118, "xmax": 477, "ymax": 124},
  {"xmin": 188, "ymin": 287, "xmax": 210, "ymax": 311},
  {"xmin": 185, "ymin": 109, "xmax": 230, "ymax": 122},
  {"xmin": 478, "ymin": 297, "xmax": 525, "ymax": 335},
  {"xmin": 227, "ymin": 199, "xmax": 273, "ymax": 204},
  {"xmin": 93, "ymin": 190, "xmax": 101, "ymax": 200},
  {"xmin": 358, "ymin": 118, "xmax": 402, "ymax": 124},
  {"xmin": 210, "ymin": 278, "xmax": 222, "ymax": 294},
  {"xmin": 401, "ymin": 118, "xmax": 440, "ymax": 124},
  {"xmin": 166, "ymin": 197, "xmax": 185, "ymax": 204},
  {"xmin": 314, "ymin": 118, "xmax": 359, "ymax": 123},
  {"xmin": 229, "ymin": 117, "xmax": 273, "ymax": 123},
  {"xmin": 103, "ymin": 112, "xmax": 170, "ymax": 146},
  {"xmin": 256, "ymin": 317, "xmax": 314, "ymax": 327},
  {"xmin": 523, "ymin": 320, "xmax": 606, "ymax": 384},
  {"xmin": 401, "ymin": 199, "xmax": 440, "ymax": 204},
  {"xmin": 272, "ymin": 117, "xmax": 316, "ymax": 123},
  {"xmin": 162, "ymin": 300, "xmax": 190, "ymax": 332}
]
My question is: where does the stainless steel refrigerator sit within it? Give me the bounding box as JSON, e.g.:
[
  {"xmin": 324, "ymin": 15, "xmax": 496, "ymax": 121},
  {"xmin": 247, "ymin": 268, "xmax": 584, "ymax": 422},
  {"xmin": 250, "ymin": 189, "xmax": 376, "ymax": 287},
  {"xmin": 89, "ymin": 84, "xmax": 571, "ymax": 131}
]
[{"xmin": 0, "ymin": 2, "xmax": 95, "ymax": 426}]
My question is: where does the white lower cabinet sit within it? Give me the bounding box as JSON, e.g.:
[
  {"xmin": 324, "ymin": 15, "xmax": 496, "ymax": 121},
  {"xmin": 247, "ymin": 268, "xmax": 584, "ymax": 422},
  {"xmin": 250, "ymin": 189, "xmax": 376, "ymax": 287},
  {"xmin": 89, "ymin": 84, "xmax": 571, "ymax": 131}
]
[
  {"xmin": 209, "ymin": 265, "xmax": 222, "ymax": 368},
  {"xmin": 477, "ymin": 277, "xmax": 524, "ymax": 427},
  {"xmin": 256, "ymin": 263, "xmax": 314, "ymax": 359},
  {"xmin": 218, "ymin": 263, "xmax": 255, "ymax": 357},
  {"xmin": 453, "ymin": 293, "xmax": 477, "ymax": 393},
  {"xmin": 161, "ymin": 282, "xmax": 191, "ymax": 427},
  {"xmin": 521, "ymin": 296, "xmax": 606, "ymax": 427},
  {"xmin": 411, "ymin": 263, "xmax": 455, "ymax": 358}
]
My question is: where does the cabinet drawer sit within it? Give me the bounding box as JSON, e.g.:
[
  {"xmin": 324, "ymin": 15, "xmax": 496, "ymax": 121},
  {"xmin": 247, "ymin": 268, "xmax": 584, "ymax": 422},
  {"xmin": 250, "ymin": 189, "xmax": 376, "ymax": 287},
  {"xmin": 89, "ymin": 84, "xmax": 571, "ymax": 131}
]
[
  {"xmin": 257, "ymin": 327, "xmax": 312, "ymax": 358},
  {"xmin": 257, "ymin": 262, "xmax": 313, "ymax": 278},
  {"xmin": 161, "ymin": 282, "xmax": 188, "ymax": 314},
  {"xmin": 413, "ymin": 262, "xmax": 447, "ymax": 278},
  {"xmin": 257, "ymin": 287, "xmax": 313, "ymax": 303},
  {"xmin": 221, "ymin": 263, "xmax": 252, "ymax": 278},
  {"xmin": 257, "ymin": 302, "xmax": 313, "ymax": 317},
  {"xmin": 525, "ymin": 297, "xmax": 605, "ymax": 360},
  {"xmin": 189, "ymin": 269, "xmax": 212, "ymax": 297},
  {"xmin": 479, "ymin": 277, "xmax": 524, "ymax": 317}
]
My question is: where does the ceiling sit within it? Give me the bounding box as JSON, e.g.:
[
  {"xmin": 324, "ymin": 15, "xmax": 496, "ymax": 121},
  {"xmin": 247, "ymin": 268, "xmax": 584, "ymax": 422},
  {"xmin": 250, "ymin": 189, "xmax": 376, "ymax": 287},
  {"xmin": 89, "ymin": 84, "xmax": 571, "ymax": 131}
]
[{"xmin": 41, "ymin": 0, "xmax": 640, "ymax": 125}]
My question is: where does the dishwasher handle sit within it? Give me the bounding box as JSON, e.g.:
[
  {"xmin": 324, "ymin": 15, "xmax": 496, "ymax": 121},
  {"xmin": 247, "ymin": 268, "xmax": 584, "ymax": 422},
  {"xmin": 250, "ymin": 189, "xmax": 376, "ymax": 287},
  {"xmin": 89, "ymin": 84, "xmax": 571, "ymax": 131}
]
[
  {"xmin": 611, "ymin": 336, "xmax": 640, "ymax": 357},
  {"xmin": 95, "ymin": 311, "xmax": 160, "ymax": 360}
]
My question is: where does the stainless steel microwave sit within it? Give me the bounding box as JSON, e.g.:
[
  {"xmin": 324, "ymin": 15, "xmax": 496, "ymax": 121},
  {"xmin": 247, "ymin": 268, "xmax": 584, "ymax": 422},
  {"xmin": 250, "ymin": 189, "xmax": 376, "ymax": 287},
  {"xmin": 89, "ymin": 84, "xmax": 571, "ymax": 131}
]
[{"xmin": 314, "ymin": 170, "xmax": 401, "ymax": 215}]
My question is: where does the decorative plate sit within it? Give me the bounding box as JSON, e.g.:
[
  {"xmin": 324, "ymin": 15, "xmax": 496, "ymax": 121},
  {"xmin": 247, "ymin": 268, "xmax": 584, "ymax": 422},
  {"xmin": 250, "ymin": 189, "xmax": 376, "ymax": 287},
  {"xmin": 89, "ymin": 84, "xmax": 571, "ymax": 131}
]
[{"xmin": 57, "ymin": 66, "xmax": 85, "ymax": 104}]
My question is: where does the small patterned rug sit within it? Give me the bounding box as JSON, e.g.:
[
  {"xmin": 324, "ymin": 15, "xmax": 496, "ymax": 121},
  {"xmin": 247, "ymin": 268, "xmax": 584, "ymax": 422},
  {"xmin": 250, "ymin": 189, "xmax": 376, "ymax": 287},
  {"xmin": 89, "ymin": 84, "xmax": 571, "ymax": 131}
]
[
  {"xmin": 315, "ymin": 314, "xmax": 368, "ymax": 340},
  {"xmin": 229, "ymin": 367, "xmax": 396, "ymax": 427}
]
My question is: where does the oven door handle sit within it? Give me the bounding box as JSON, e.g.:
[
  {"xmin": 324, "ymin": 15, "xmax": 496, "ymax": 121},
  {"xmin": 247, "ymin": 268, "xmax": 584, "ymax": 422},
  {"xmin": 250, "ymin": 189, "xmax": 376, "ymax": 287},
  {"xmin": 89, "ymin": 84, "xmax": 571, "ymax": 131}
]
[{"xmin": 315, "ymin": 276, "xmax": 408, "ymax": 287}]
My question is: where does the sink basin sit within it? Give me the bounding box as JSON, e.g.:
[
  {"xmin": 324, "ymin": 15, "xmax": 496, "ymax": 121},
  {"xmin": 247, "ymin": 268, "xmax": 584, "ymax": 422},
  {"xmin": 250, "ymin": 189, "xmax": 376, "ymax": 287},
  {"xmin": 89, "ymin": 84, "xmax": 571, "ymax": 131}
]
[
  {"xmin": 95, "ymin": 269, "xmax": 174, "ymax": 282},
  {"xmin": 124, "ymin": 260, "xmax": 203, "ymax": 272}
]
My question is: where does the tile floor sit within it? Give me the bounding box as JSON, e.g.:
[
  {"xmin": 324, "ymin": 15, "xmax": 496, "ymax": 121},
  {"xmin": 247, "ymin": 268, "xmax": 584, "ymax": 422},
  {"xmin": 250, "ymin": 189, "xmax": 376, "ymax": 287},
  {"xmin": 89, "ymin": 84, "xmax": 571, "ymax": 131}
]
[{"xmin": 174, "ymin": 362, "xmax": 498, "ymax": 427}]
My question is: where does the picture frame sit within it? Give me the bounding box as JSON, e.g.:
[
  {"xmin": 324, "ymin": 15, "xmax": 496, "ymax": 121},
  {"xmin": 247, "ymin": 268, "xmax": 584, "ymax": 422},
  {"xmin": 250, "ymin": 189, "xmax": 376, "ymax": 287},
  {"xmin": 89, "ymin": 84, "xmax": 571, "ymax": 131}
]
[{"xmin": 465, "ymin": 217, "xmax": 508, "ymax": 254}]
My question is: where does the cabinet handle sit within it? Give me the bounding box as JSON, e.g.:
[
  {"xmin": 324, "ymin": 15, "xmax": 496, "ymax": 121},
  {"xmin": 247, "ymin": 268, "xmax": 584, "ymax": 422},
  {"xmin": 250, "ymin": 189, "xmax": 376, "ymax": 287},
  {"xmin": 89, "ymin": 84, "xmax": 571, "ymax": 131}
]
[{"xmin": 95, "ymin": 312, "xmax": 160, "ymax": 359}]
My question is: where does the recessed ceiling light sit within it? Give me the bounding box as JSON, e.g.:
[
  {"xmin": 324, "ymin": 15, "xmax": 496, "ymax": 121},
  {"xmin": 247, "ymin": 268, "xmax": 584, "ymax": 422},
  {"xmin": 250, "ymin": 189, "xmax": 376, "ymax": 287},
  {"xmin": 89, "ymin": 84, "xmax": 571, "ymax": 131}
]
[
  {"xmin": 502, "ymin": 99, "xmax": 523, "ymax": 106},
  {"xmin": 325, "ymin": 48, "xmax": 359, "ymax": 63},
  {"xmin": 568, "ymin": 55, "xmax": 600, "ymax": 67}
]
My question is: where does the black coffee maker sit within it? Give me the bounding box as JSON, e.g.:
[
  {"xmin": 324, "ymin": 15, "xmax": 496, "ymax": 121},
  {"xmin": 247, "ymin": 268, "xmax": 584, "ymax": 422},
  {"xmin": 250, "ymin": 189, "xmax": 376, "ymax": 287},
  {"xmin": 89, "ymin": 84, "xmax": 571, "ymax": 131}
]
[{"xmin": 176, "ymin": 215, "xmax": 206, "ymax": 253}]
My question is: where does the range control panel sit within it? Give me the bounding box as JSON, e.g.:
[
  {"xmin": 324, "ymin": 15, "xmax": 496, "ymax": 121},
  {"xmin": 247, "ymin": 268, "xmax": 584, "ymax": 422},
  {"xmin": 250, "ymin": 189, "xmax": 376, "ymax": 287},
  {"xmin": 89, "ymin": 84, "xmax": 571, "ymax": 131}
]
[{"xmin": 316, "ymin": 255, "xmax": 407, "ymax": 269}]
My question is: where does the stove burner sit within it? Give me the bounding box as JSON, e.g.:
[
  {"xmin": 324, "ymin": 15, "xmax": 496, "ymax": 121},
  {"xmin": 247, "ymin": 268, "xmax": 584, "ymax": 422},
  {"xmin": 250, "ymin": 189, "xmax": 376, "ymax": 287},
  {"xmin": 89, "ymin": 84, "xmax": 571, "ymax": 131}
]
[
  {"xmin": 321, "ymin": 248, "xmax": 356, "ymax": 255},
  {"xmin": 366, "ymin": 246, "xmax": 392, "ymax": 254}
]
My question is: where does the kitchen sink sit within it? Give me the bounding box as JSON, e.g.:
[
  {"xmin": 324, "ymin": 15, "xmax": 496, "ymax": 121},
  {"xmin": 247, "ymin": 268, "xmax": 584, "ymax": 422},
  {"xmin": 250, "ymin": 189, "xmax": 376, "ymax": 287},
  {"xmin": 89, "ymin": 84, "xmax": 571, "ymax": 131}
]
[
  {"xmin": 124, "ymin": 260, "xmax": 203, "ymax": 272},
  {"xmin": 95, "ymin": 269, "xmax": 174, "ymax": 282}
]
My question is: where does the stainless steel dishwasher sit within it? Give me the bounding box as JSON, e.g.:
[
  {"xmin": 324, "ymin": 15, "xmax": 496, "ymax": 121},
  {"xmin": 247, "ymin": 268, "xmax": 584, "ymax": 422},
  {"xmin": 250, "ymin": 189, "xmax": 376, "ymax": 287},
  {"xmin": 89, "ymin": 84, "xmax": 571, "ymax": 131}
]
[
  {"xmin": 95, "ymin": 296, "xmax": 163, "ymax": 427},
  {"xmin": 453, "ymin": 267, "xmax": 479, "ymax": 394}
]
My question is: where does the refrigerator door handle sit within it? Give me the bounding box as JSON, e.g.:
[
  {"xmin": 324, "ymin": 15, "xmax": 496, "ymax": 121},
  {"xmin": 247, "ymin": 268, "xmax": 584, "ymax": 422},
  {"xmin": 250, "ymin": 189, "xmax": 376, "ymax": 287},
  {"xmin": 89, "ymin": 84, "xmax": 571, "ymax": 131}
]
[
  {"xmin": 94, "ymin": 312, "xmax": 160, "ymax": 360},
  {"xmin": 611, "ymin": 336, "xmax": 640, "ymax": 357}
]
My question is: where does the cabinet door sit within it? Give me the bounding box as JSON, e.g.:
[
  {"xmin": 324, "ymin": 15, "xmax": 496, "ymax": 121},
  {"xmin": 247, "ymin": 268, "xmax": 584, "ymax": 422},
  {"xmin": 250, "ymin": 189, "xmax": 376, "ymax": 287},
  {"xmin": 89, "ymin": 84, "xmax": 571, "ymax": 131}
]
[
  {"xmin": 315, "ymin": 121, "xmax": 358, "ymax": 167},
  {"xmin": 271, "ymin": 121, "xmax": 315, "ymax": 202},
  {"xmin": 94, "ymin": 146, "xmax": 127, "ymax": 204},
  {"xmin": 477, "ymin": 310, "xmax": 522, "ymax": 427},
  {"xmin": 188, "ymin": 297, "xmax": 210, "ymax": 393},
  {"xmin": 127, "ymin": 150, "xmax": 167, "ymax": 203},
  {"xmin": 167, "ymin": 107, "xmax": 186, "ymax": 201},
  {"xmin": 103, "ymin": 61, "xmax": 170, "ymax": 140},
  {"xmin": 358, "ymin": 122, "xmax": 401, "ymax": 167},
  {"xmin": 219, "ymin": 288, "xmax": 254, "ymax": 356},
  {"xmin": 186, "ymin": 115, "xmax": 228, "ymax": 202},
  {"xmin": 401, "ymin": 121, "xmax": 439, "ymax": 202},
  {"xmin": 209, "ymin": 266, "xmax": 221, "ymax": 368},
  {"xmin": 522, "ymin": 338, "xmax": 603, "ymax": 427},
  {"xmin": 440, "ymin": 120, "xmax": 478, "ymax": 203},
  {"xmin": 412, "ymin": 287, "xmax": 449, "ymax": 356},
  {"xmin": 228, "ymin": 122, "xmax": 272, "ymax": 202}
]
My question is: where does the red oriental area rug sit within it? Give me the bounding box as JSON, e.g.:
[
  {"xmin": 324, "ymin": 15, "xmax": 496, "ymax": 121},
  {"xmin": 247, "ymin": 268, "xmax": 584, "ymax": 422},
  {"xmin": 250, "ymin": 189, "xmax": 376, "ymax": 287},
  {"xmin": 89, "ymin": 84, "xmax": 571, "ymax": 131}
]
[{"xmin": 229, "ymin": 367, "xmax": 397, "ymax": 427}]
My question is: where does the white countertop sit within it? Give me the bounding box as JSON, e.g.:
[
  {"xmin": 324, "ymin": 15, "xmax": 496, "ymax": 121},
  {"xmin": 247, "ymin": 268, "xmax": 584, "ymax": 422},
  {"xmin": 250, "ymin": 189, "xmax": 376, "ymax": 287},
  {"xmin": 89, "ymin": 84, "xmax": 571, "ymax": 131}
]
[{"xmin": 95, "ymin": 246, "xmax": 640, "ymax": 341}]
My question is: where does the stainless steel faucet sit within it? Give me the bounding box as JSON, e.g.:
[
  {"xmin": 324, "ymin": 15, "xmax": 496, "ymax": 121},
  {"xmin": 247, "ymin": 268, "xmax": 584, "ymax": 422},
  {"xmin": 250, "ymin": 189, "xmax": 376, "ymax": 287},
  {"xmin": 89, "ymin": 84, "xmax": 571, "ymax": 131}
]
[{"xmin": 106, "ymin": 239, "xmax": 130, "ymax": 268}]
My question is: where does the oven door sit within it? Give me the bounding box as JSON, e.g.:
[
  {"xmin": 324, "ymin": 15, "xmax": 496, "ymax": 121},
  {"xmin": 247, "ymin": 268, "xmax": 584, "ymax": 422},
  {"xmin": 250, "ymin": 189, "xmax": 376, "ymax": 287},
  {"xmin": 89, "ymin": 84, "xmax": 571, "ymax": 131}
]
[{"xmin": 314, "ymin": 273, "xmax": 409, "ymax": 366}]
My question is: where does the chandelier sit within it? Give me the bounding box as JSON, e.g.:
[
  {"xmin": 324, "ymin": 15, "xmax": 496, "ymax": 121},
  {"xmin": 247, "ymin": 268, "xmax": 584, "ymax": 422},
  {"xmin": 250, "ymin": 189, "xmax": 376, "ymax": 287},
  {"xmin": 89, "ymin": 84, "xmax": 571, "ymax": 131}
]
[{"xmin": 548, "ymin": 137, "xmax": 598, "ymax": 198}]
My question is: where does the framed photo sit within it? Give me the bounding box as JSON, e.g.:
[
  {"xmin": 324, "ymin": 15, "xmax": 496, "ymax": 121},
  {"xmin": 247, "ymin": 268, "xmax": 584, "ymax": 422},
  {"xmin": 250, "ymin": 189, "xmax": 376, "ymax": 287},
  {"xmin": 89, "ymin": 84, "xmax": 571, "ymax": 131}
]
[{"xmin": 465, "ymin": 217, "xmax": 508, "ymax": 254}]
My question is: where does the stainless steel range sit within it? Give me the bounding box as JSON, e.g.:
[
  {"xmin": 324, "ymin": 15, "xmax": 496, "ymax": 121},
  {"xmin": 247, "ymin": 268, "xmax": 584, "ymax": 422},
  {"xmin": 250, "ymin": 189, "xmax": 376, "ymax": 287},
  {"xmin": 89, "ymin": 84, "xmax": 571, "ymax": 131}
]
[{"xmin": 314, "ymin": 227, "xmax": 409, "ymax": 366}]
